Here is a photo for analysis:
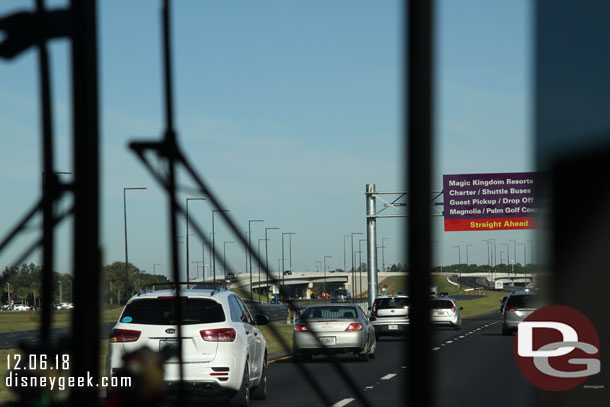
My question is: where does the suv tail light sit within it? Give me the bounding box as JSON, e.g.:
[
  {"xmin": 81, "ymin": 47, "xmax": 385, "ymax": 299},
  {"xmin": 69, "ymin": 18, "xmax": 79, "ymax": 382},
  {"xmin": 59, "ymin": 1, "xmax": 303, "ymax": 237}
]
[
  {"xmin": 451, "ymin": 306, "xmax": 456, "ymax": 313},
  {"xmin": 504, "ymin": 305, "xmax": 517, "ymax": 312},
  {"xmin": 200, "ymin": 328, "xmax": 236, "ymax": 342},
  {"xmin": 110, "ymin": 329, "xmax": 141, "ymax": 343},
  {"xmin": 345, "ymin": 323, "xmax": 363, "ymax": 331},
  {"xmin": 371, "ymin": 302, "xmax": 377, "ymax": 317},
  {"xmin": 294, "ymin": 323, "xmax": 309, "ymax": 332}
]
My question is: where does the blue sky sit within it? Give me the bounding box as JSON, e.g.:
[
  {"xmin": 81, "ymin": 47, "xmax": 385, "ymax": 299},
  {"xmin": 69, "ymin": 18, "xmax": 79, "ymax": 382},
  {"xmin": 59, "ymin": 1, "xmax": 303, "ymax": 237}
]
[{"xmin": 0, "ymin": 0, "xmax": 535, "ymax": 280}]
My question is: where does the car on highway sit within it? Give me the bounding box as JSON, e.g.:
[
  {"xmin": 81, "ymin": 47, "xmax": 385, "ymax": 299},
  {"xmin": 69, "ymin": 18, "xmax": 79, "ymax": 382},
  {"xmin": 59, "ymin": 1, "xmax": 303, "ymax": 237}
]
[
  {"xmin": 430, "ymin": 297, "xmax": 462, "ymax": 330},
  {"xmin": 54, "ymin": 303, "xmax": 71, "ymax": 310},
  {"xmin": 501, "ymin": 290, "xmax": 543, "ymax": 335},
  {"xmin": 1, "ymin": 303, "xmax": 12, "ymax": 311},
  {"xmin": 499, "ymin": 295, "xmax": 508, "ymax": 312},
  {"xmin": 330, "ymin": 288, "xmax": 351, "ymax": 303},
  {"xmin": 369, "ymin": 295, "xmax": 410, "ymax": 339},
  {"xmin": 293, "ymin": 304, "xmax": 376, "ymax": 361},
  {"xmin": 12, "ymin": 303, "xmax": 31, "ymax": 311},
  {"xmin": 107, "ymin": 287, "xmax": 269, "ymax": 406},
  {"xmin": 439, "ymin": 291, "xmax": 450, "ymax": 297}
]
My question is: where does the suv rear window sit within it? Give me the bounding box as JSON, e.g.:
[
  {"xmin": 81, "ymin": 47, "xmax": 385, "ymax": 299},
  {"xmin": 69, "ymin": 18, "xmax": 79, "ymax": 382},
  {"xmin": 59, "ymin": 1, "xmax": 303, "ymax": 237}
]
[
  {"xmin": 375, "ymin": 297, "xmax": 410, "ymax": 309},
  {"xmin": 333, "ymin": 290, "xmax": 349, "ymax": 296},
  {"xmin": 121, "ymin": 298, "xmax": 225, "ymax": 325},
  {"xmin": 430, "ymin": 300, "xmax": 454, "ymax": 309},
  {"xmin": 505, "ymin": 294, "xmax": 541, "ymax": 309}
]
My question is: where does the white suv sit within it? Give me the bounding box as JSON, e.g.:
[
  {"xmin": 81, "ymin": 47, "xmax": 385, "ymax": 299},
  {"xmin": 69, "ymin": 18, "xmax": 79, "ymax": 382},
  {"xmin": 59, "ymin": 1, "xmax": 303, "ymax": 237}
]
[{"xmin": 107, "ymin": 287, "xmax": 269, "ymax": 406}]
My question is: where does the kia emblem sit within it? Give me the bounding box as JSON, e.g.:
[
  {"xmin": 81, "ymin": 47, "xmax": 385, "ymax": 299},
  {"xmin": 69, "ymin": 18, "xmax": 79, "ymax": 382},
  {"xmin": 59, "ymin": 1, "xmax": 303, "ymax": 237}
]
[{"xmin": 165, "ymin": 328, "xmax": 176, "ymax": 334}]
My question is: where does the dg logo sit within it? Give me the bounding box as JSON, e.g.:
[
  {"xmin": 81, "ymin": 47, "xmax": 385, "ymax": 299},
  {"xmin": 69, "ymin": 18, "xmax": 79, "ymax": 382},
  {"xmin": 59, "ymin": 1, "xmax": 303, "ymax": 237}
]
[{"xmin": 514, "ymin": 305, "xmax": 601, "ymax": 391}]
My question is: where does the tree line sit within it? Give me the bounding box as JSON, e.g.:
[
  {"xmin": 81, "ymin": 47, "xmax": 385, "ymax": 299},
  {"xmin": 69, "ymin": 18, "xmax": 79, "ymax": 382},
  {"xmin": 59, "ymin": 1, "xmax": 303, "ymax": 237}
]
[{"xmin": 1, "ymin": 262, "xmax": 170, "ymax": 306}]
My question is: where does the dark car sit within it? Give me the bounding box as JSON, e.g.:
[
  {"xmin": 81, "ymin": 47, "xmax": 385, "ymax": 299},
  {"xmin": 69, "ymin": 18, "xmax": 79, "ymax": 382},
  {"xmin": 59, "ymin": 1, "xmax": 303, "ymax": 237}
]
[{"xmin": 330, "ymin": 289, "xmax": 351, "ymax": 303}]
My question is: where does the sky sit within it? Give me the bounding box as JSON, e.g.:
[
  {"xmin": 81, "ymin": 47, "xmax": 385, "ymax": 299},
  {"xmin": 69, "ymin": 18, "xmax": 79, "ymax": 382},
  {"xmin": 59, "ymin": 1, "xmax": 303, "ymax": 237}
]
[{"xmin": 0, "ymin": 0, "xmax": 535, "ymax": 280}]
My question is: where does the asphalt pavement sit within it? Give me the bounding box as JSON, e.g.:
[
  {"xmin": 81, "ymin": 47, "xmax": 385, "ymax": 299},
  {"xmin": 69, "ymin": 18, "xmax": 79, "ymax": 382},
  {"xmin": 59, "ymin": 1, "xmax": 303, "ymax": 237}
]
[{"xmin": 251, "ymin": 312, "xmax": 534, "ymax": 407}]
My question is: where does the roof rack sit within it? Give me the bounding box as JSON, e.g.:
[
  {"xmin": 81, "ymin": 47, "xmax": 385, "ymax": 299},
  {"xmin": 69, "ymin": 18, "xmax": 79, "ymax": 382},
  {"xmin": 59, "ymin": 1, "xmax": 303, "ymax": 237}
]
[{"xmin": 139, "ymin": 281, "xmax": 228, "ymax": 295}]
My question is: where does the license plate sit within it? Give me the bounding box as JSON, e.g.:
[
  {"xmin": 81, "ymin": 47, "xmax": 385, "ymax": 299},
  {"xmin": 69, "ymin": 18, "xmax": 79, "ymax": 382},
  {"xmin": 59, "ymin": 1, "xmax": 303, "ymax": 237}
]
[
  {"xmin": 388, "ymin": 325, "xmax": 398, "ymax": 330},
  {"xmin": 319, "ymin": 336, "xmax": 336, "ymax": 345},
  {"xmin": 160, "ymin": 339, "xmax": 179, "ymax": 351}
]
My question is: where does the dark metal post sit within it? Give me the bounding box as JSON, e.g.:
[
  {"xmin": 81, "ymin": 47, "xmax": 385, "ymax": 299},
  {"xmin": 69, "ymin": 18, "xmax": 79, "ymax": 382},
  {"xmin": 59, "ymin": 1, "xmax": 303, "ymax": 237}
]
[
  {"xmin": 69, "ymin": 0, "xmax": 100, "ymax": 403},
  {"xmin": 407, "ymin": 1, "xmax": 434, "ymax": 406}
]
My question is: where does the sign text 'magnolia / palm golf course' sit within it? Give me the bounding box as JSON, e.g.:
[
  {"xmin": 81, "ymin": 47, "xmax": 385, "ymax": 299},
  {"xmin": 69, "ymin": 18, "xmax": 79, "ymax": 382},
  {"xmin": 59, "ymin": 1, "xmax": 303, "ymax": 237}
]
[{"xmin": 442, "ymin": 172, "xmax": 537, "ymax": 231}]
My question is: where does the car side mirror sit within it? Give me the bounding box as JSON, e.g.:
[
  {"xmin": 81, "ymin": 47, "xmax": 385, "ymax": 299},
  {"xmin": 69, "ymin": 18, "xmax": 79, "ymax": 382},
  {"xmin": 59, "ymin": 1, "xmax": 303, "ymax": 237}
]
[
  {"xmin": 460, "ymin": 307, "xmax": 464, "ymax": 310},
  {"xmin": 255, "ymin": 314, "xmax": 269, "ymax": 326},
  {"xmin": 367, "ymin": 306, "xmax": 371, "ymax": 311}
]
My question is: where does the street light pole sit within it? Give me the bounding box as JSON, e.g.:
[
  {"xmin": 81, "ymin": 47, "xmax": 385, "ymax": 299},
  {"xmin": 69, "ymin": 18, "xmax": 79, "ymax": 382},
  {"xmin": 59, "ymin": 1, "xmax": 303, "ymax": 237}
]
[
  {"xmin": 212, "ymin": 209, "xmax": 229, "ymax": 284},
  {"xmin": 452, "ymin": 245, "xmax": 461, "ymax": 290},
  {"xmin": 265, "ymin": 227, "xmax": 279, "ymax": 303},
  {"xmin": 351, "ymin": 232, "xmax": 363, "ymax": 299},
  {"xmin": 123, "ymin": 187, "xmax": 146, "ymax": 300},
  {"xmin": 153, "ymin": 263, "xmax": 160, "ymax": 276},
  {"xmin": 257, "ymin": 238, "xmax": 269, "ymax": 301},
  {"xmin": 186, "ymin": 198, "xmax": 206, "ymax": 283},
  {"xmin": 248, "ymin": 219, "xmax": 264, "ymax": 302},
  {"xmin": 223, "ymin": 241, "xmax": 235, "ymax": 280},
  {"xmin": 343, "ymin": 235, "xmax": 349, "ymax": 273},
  {"xmin": 324, "ymin": 256, "xmax": 332, "ymax": 302},
  {"xmin": 359, "ymin": 239, "xmax": 366, "ymax": 297},
  {"xmin": 518, "ymin": 243, "xmax": 526, "ymax": 267},
  {"xmin": 382, "ymin": 237, "xmax": 389, "ymax": 272},
  {"xmin": 466, "ymin": 244, "xmax": 472, "ymax": 266},
  {"xmin": 282, "ymin": 233, "xmax": 295, "ymax": 293}
]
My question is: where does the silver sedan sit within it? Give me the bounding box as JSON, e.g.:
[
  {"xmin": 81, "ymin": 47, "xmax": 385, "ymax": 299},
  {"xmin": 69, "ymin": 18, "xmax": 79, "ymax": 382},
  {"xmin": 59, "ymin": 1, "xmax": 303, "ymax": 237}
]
[{"xmin": 293, "ymin": 304, "xmax": 376, "ymax": 361}]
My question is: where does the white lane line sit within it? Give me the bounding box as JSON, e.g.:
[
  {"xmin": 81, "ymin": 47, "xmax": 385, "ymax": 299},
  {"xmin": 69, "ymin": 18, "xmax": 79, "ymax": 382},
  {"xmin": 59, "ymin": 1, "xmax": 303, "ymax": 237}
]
[
  {"xmin": 445, "ymin": 341, "xmax": 453, "ymax": 344},
  {"xmin": 432, "ymin": 347, "xmax": 441, "ymax": 351},
  {"xmin": 332, "ymin": 398, "xmax": 355, "ymax": 407},
  {"xmin": 401, "ymin": 366, "xmax": 407, "ymax": 369},
  {"xmin": 459, "ymin": 335, "xmax": 465, "ymax": 338},
  {"xmin": 366, "ymin": 386, "xmax": 374, "ymax": 389},
  {"xmin": 381, "ymin": 373, "xmax": 397, "ymax": 380}
]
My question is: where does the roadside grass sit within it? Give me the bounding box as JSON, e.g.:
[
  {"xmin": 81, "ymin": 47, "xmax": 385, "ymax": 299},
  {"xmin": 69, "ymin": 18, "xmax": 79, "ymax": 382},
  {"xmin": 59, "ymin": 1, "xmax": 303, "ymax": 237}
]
[
  {"xmin": 232, "ymin": 287, "xmax": 267, "ymax": 303},
  {"xmin": 458, "ymin": 291, "xmax": 505, "ymax": 318},
  {"xmin": 0, "ymin": 305, "xmax": 125, "ymax": 334},
  {"xmin": 258, "ymin": 323, "xmax": 294, "ymax": 355}
]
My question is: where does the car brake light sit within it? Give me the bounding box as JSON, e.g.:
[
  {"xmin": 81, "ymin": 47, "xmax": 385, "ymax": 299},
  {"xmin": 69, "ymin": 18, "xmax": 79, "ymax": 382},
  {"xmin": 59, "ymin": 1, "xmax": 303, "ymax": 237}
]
[
  {"xmin": 505, "ymin": 305, "xmax": 517, "ymax": 312},
  {"xmin": 451, "ymin": 306, "xmax": 456, "ymax": 313},
  {"xmin": 200, "ymin": 328, "xmax": 236, "ymax": 342},
  {"xmin": 294, "ymin": 323, "xmax": 309, "ymax": 332},
  {"xmin": 345, "ymin": 323, "xmax": 363, "ymax": 331},
  {"xmin": 110, "ymin": 329, "xmax": 141, "ymax": 343}
]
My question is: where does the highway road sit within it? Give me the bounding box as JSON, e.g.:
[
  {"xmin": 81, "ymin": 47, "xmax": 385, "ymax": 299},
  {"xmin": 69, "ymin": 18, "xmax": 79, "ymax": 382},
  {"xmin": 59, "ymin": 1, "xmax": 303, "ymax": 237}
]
[
  {"xmin": 254, "ymin": 313, "xmax": 533, "ymax": 407},
  {"xmin": 2, "ymin": 311, "xmax": 536, "ymax": 406}
]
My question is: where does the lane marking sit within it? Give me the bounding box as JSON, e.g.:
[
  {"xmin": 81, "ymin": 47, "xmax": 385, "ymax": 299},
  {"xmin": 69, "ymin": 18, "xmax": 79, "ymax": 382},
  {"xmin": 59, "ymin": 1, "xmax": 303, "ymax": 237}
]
[
  {"xmin": 445, "ymin": 341, "xmax": 453, "ymax": 344},
  {"xmin": 432, "ymin": 347, "xmax": 441, "ymax": 351},
  {"xmin": 332, "ymin": 398, "xmax": 355, "ymax": 407},
  {"xmin": 381, "ymin": 373, "xmax": 397, "ymax": 380},
  {"xmin": 268, "ymin": 355, "xmax": 293, "ymax": 364},
  {"xmin": 458, "ymin": 336, "xmax": 465, "ymax": 338}
]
